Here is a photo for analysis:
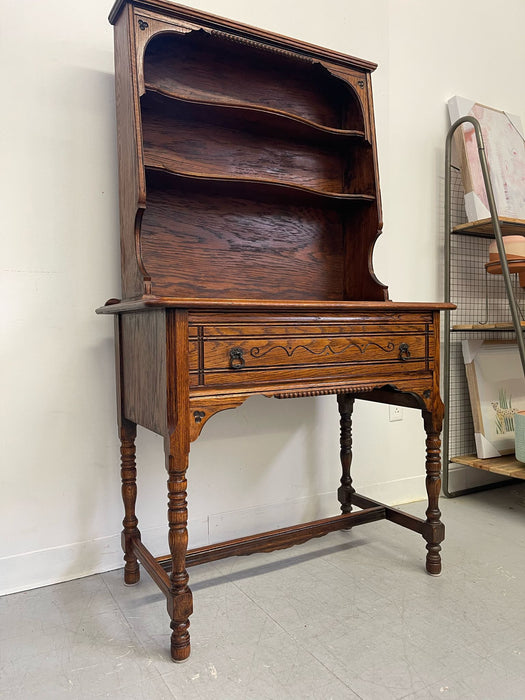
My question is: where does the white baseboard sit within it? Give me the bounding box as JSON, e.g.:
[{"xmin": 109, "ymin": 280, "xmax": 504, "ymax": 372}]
[
  {"xmin": 208, "ymin": 476, "xmax": 427, "ymax": 543},
  {"xmin": 0, "ymin": 518, "xmax": 208, "ymax": 597},
  {"xmin": 1, "ymin": 475, "xmax": 426, "ymax": 596}
]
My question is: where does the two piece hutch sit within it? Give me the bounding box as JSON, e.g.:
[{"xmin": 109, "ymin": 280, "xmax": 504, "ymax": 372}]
[{"xmin": 98, "ymin": 0, "xmax": 452, "ymax": 661}]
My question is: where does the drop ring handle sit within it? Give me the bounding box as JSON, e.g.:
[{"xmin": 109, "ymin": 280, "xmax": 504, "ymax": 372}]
[
  {"xmin": 398, "ymin": 343, "xmax": 411, "ymax": 361},
  {"xmin": 229, "ymin": 347, "xmax": 245, "ymax": 369}
]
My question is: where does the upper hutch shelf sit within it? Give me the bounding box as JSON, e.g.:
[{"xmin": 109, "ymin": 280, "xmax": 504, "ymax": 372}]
[{"xmin": 108, "ymin": 0, "xmax": 386, "ymax": 306}]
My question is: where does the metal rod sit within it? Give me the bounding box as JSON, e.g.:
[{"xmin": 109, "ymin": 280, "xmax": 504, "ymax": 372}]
[
  {"xmin": 443, "ymin": 116, "xmax": 523, "ymax": 497},
  {"xmin": 482, "ymin": 268, "xmax": 489, "ymax": 325}
]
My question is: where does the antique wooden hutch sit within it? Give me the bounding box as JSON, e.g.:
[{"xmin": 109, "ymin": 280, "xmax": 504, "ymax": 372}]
[{"xmin": 98, "ymin": 0, "xmax": 452, "ymax": 661}]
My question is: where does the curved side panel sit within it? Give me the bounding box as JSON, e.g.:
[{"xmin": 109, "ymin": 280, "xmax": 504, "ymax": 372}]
[
  {"xmin": 114, "ymin": 5, "xmax": 148, "ymax": 298},
  {"xmin": 343, "ymin": 205, "xmax": 389, "ymax": 301},
  {"xmin": 189, "ymin": 395, "xmax": 250, "ymax": 442},
  {"xmin": 353, "ymin": 382, "xmax": 436, "ymax": 414},
  {"xmin": 133, "ymin": 13, "xmax": 201, "ymax": 96},
  {"xmin": 326, "ymin": 65, "xmax": 370, "ymax": 139},
  {"xmin": 133, "ymin": 207, "xmax": 151, "ymax": 294},
  {"xmin": 366, "ymin": 226, "xmax": 389, "ymax": 301}
]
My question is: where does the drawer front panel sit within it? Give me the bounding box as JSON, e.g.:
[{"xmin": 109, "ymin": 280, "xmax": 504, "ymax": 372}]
[
  {"xmin": 188, "ymin": 314, "xmax": 435, "ymax": 388},
  {"xmin": 202, "ymin": 334, "xmax": 425, "ymax": 369}
]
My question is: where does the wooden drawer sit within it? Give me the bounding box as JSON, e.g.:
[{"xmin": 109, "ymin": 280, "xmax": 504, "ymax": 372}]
[{"xmin": 188, "ymin": 313, "xmax": 435, "ymax": 388}]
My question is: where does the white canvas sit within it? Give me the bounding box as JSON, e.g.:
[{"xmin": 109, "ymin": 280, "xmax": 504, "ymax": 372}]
[{"xmin": 462, "ymin": 340, "xmax": 525, "ymax": 458}]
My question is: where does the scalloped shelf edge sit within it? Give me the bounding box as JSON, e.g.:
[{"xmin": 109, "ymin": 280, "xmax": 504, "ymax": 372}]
[
  {"xmin": 143, "ymin": 82, "xmax": 366, "ymax": 140},
  {"xmin": 143, "ymin": 163, "xmax": 376, "ymax": 202}
]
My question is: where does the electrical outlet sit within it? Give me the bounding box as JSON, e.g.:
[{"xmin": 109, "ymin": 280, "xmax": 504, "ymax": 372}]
[{"xmin": 389, "ymin": 405, "xmax": 403, "ymax": 422}]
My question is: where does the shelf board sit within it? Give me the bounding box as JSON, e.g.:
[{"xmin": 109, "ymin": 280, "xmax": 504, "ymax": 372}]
[
  {"xmin": 143, "ymin": 84, "xmax": 366, "ymax": 144},
  {"xmin": 450, "ymin": 453, "xmax": 525, "ymax": 479},
  {"xmin": 452, "ymin": 322, "xmax": 525, "ymax": 331},
  {"xmin": 144, "ymin": 164, "xmax": 376, "ymax": 203},
  {"xmin": 97, "ymin": 298, "xmax": 454, "ymax": 314},
  {"xmin": 452, "ymin": 217, "xmax": 525, "ymax": 238}
]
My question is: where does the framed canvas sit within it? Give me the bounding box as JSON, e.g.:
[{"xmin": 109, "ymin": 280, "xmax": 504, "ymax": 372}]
[
  {"xmin": 462, "ymin": 339, "xmax": 525, "ymax": 458},
  {"xmin": 448, "ymin": 96, "xmax": 525, "ymax": 222}
]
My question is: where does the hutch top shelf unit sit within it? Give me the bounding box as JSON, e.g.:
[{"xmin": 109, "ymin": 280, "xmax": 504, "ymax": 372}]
[
  {"xmin": 108, "ymin": 0, "xmax": 387, "ymax": 306},
  {"xmin": 99, "ymin": 0, "xmax": 452, "ymax": 662}
]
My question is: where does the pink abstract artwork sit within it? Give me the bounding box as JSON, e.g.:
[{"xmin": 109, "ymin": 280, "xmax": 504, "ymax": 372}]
[{"xmin": 448, "ymin": 97, "xmax": 525, "ymax": 221}]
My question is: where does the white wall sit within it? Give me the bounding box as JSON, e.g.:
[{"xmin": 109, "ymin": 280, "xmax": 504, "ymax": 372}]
[{"xmin": 2, "ymin": 0, "xmax": 525, "ymax": 595}]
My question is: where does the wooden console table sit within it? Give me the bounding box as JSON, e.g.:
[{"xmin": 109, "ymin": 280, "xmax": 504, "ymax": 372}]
[{"xmin": 99, "ymin": 0, "xmax": 453, "ymax": 662}]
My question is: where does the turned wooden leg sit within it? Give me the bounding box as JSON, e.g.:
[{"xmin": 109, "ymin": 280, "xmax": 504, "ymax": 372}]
[
  {"xmin": 120, "ymin": 419, "xmax": 140, "ymax": 585},
  {"xmin": 165, "ymin": 435, "xmax": 193, "ymax": 663},
  {"xmin": 337, "ymin": 394, "xmax": 356, "ymax": 515},
  {"xmin": 422, "ymin": 411, "xmax": 445, "ymax": 576}
]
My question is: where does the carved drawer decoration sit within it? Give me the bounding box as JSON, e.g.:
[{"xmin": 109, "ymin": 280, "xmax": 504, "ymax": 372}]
[{"xmin": 188, "ymin": 313, "xmax": 435, "ymax": 388}]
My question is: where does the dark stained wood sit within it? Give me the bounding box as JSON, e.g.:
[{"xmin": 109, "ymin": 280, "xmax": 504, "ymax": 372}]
[
  {"xmin": 144, "ymin": 84, "xmax": 366, "ymax": 142},
  {"xmin": 185, "ymin": 314, "xmax": 435, "ymax": 390},
  {"xmin": 113, "ymin": 5, "xmax": 149, "ymax": 299},
  {"xmin": 351, "ymin": 493, "xmax": 426, "ymax": 534},
  {"xmin": 119, "ymin": 419, "xmax": 141, "ymax": 585},
  {"xmin": 155, "ymin": 507, "xmax": 386, "ymax": 570},
  {"xmin": 141, "ymin": 92, "xmax": 360, "ymax": 193},
  {"xmin": 103, "ymin": 0, "xmax": 451, "ymax": 662},
  {"xmin": 187, "ymin": 312, "xmax": 434, "ymax": 335},
  {"xmin": 109, "ymin": 0, "xmax": 378, "ymax": 74},
  {"xmin": 337, "ymin": 394, "xmax": 356, "ymax": 515},
  {"xmin": 111, "ymin": 0, "xmax": 386, "ymax": 304},
  {"xmin": 188, "ymin": 395, "xmax": 249, "ymax": 442},
  {"xmin": 197, "ymin": 333, "xmax": 430, "ymax": 370},
  {"xmin": 423, "ymin": 407, "xmax": 445, "ymax": 576},
  {"xmin": 165, "ymin": 310, "xmax": 192, "ymax": 662},
  {"xmin": 344, "ymin": 204, "xmax": 387, "ymax": 301},
  {"xmin": 98, "ymin": 298, "xmax": 454, "ymax": 314},
  {"xmin": 190, "ymin": 361, "xmax": 433, "ymax": 389},
  {"xmin": 115, "ymin": 315, "xmax": 142, "ymax": 585},
  {"xmin": 140, "ymin": 179, "xmax": 347, "ymax": 301},
  {"xmin": 143, "ymin": 29, "xmax": 365, "ymax": 130},
  {"xmin": 120, "ymin": 310, "xmax": 168, "ymax": 435},
  {"xmin": 186, "ymin": 317, "xmax": 434, "ymax": 389},
  {"xmin": 132, "ymin": 537, "xmax": 171, "ymax": 595}
]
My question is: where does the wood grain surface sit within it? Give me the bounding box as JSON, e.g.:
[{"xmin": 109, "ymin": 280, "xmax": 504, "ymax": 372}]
[
  {"xmin": 106, "ymin": 0, "xmax": 448, "ymax": 662},
  {"xmin": 143, "ymin": 30, "xmax": 364, "ymax": 130}
]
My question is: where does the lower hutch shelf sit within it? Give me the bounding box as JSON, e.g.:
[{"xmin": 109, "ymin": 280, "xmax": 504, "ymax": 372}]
[{"xmin": 451, "ymin": 454, "xmax": 525, "ymax": 480}]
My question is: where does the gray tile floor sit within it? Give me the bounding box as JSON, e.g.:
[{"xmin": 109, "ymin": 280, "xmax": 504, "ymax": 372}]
[{"xmin": 2, "ymin": 483, "xmax": 525, "ymax": 699}]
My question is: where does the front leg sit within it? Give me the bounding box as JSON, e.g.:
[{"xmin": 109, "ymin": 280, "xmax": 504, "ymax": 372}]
[
  {"xmin": 422, "ymin": 408, "xmax": 445, "ymax": 576},
  {"xmin": 337, "ymin": 393, "xmax": 356, "ymax": 514},
  {"xmin": 165, "ymin": 434, "xmax": 193, "ymax": 662},
  {"xmin": 120, "ymin": 419, "xmax": 140, "ymax": 585}
]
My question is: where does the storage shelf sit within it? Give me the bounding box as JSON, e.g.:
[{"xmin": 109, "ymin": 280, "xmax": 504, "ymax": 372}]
[
  {"xmin": 143, "ymin": 164, "xmax": 376, "ymax": 203},
  {"xmin": 143, "ymin": 30, "xmax": 363, "ymax": 131},
  {"xmin": 140, "ymin": 88, "xmax": 371, "ymax": 197},
  {"xmin": 124, "ymin": 6, "xmax": 384, "ymax": 305},
  {"xmin": 450, "ymin": 453, "xmax": 525, "ymax": 480},
  {"xmin": 452, "ymin": 217, "xmax": 525, "ymax": 239},
  {"xmin": 452, "ymin": 322, "xmax": 525, "ymax": 331},
  {"xmin": 143, "ymin": 84, "xmax": 366, "ymax": 143}
]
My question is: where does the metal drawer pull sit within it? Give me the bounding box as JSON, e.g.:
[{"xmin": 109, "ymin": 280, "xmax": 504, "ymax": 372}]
[
  {"xmin": 229, "ymin": 347, "xmax": 245, "ymax": 369},
  {"xmin": 398, "ymin": 343, "xmax": 411, "ymax": 361}
]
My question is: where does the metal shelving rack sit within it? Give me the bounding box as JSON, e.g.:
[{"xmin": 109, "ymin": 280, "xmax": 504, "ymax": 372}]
[{"xmin": 443, "ymin": 116, "xmax": 525, "ymax": 497}]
